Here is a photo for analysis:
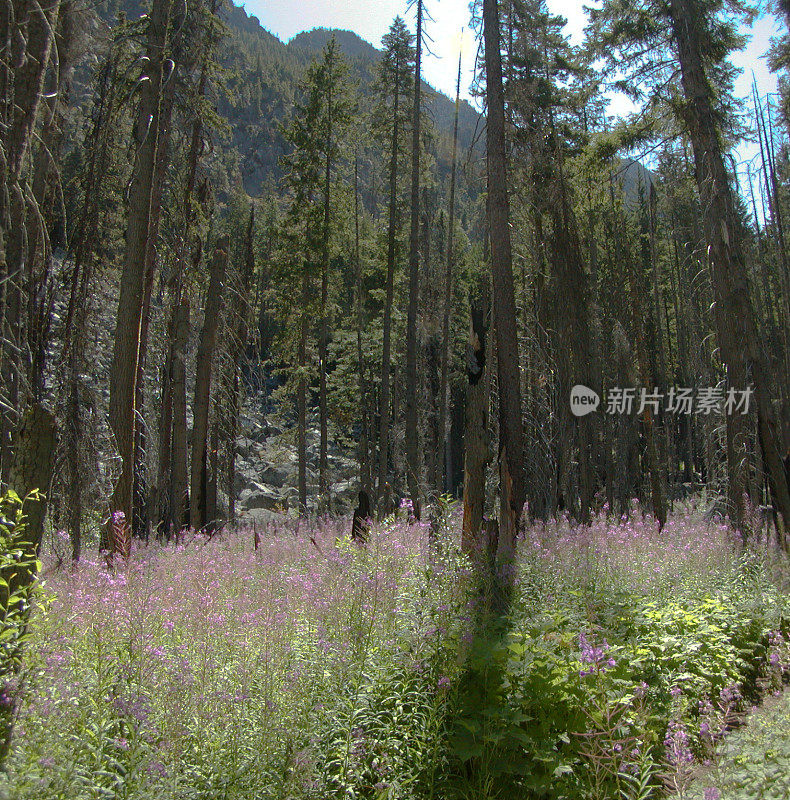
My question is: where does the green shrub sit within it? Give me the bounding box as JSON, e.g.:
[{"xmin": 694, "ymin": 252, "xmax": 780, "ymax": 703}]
[
  {"xmin": 441, "ymin": 542, "xmax": 790, "ymax": 800},
  {"xmin": 0, "ymin": 490, "xmax": 47, "ymax": 764}
]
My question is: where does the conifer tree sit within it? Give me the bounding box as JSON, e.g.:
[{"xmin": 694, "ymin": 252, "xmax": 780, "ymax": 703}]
[
  {"xmin": 405, "ymin": 0, "xmax": 426, "ymax": 520},
  {"xmin": 589, "ymin": 0, "xmax": 790, "ymax": 533},
  {"xmin": 281, "ymin": 39, "xmax": 353, "ymax": 515},
  {"xmin": 317, "ymin": 37, "xmax": 353, "ymax": 510},
  {"xmin": 372, "ymin": 17, "xmax": 415, "ymax": 514}
]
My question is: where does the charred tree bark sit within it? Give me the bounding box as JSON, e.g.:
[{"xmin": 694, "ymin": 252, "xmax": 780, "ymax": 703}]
[
  {"xmin": 353, "ymin": 154, "xmax": 372, "ymax": 495},
  {"xmin": 107, "ymin": 0, "xmax": 176, "ymax": 534},
  {"xmin": 170, "ymin": 292, "xmax": 190, "ymax": 536},
  {"xmin": 462, "ymin": 286, "xmax": 491, "ymax": 558},
  {"xmin": 226, "ymin": 204, "xmax": 255, "ymax": 524},
  {"xmin": 483, "ymin": 0, "xmax": 526, "ymax": 567},
  {"xmin": 156, "ymin": 286, "xmax": 176, "ymax": 537},
  {"xmin": 190, "ymin": 237, "xmax": 227, "ymax": 531},
  {"xmin": 7, "ymin": 405, "xmax": 57, "ymax": 552},
  {"xmin": 627, "ymin": 222, "xmax": 668, "ymax": 530},
  {"xmin": 298, "ymin": 268, "xmax": 309, "ymax": 516},
  {"xmin": 319, "ymin": 79, "xmax": 333, "ymax": 510},
  {"xmin": 156, "ymin": 46, "xmax": 210, "ymax": 534},
  {"xmin": 0, "ymin": 0, "xmax": 61, "ymax": 487},
  {"xmin": 25, "ymin": 1, "xmax": 77, "ymax": 401},
  {"xmin": 206, "ymin": 417, "xmax": 219, "ymax": 529}
]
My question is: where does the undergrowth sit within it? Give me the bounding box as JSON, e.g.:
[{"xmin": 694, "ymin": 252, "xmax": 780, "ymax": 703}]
[{"xmin": 1, "ymin": 506, "xmax": 788, "ymax": 800}]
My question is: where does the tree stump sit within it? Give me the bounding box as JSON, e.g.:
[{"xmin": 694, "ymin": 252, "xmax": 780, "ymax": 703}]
[{"xmin": 351, "ymin": 490, "xmax": 371, "ymax": 544}]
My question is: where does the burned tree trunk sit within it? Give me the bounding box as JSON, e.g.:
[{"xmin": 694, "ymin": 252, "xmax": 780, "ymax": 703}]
[
  {"xmin": 353, "ymin": 155, "xmax": 372, "ymax": 495},
  {"xmin": 7, "ymin": 405, "xmax": 57, "ymax": 552},
  {"xmin": 462, "ymin": 286, "xmax": 491, "ymax": 558},
  {"xmin": 0, "ymin": 0, "xmax": 61, "ymax": 487},
  {"xmin": 483, "ymin": 0, "xmax": 527, "ymax": 566},
  {"xmin": 377, "ymin": 62, "xmax": 401, "ymax": 516},
  {"xmin": 626, "ymin": 225, "xmax": 668, "ymax": 530},
  {"xmin": 298, "ymin": 269, "xmax": 309, "ymax": 517},
  {"xmin": 170, "ymin": 292, "xmax": 190, "ymax": 536},
  {"xmin": 108, "ymin": 0, "xmax": 178, "ymax": 533},
  {"xmin": 190, "ymin": 237, "xmax": 227, "ymax": 530},
  {"xmin": 226, "ymin": 205, "xmax": 255, "ymax": 524}
]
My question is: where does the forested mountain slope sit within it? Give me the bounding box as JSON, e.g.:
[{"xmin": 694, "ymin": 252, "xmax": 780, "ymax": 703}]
[{"xmin": 96, "ymin": 0, "xmax": 483, "ymax": 195}]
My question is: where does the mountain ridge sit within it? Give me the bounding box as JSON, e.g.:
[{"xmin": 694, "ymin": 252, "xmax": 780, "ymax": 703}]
[{"xmin": 219, "ymin": 2, "xmax": 483, "ymax": 195}]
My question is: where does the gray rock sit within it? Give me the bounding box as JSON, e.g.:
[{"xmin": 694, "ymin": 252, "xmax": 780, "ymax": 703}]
[
  {"xmin": 332, "ymin": 479, "xmax": 358, "ymax": 504},
  {"xmin": 234, "ymin": 470, "xmax": 252, "ymax": 495},
  {"xmin": 282, "ymin": 463, "xmax": 317, "ymax": 485},
  {"xmin": 237, "ymin": 507, "xmax": 287, "ymax": 530},
  {"xmin": 328, "ymin": 455, "xmax": 358, "ymax": 478},
  {"xmin": 239, "ymin": 483, "xmax": 288, "ymax": 512},
  {"xmin": 259, "ymin": 463, "xmax": 289, "ymax": 487},
  {"xmin": 248, "ymin": 421, "xmax": 268, "ymax": 443},
  {"xmin": 236, "ymin": 440, "xmax": 255, "ymax": 460}
]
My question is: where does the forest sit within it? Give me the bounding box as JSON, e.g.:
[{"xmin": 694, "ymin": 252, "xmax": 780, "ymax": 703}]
[{"xmin": 1, "ymin": 0, "xmax": 790, "ymax": 796}]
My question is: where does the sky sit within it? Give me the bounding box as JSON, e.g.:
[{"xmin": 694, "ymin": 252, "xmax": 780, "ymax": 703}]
[{"xmin": 241, "ymin": 0, "xmax": 785, "ymax": 191}]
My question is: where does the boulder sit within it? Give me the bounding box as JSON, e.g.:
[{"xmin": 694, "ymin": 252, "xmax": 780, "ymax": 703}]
[
  {"xmin": 234, "ymin": 469, "xmax": 252, "ymax": 495},
  {"xmin": 328, "ymin": 454, "xmax": 358, "ymax": 479},
  {"xmin": 332, "ymin": 479, "xmax": 358, "ymax": 504},
  {"xmin": 237, "ymin": 507, "xmax": 287, "ymax": 530},
  {"xmin": 235, "ymin": 439, "xmax": 255, "ymax": 460},
  {"xmin": 259, "ymin": 463, "xmax": 289, "ymax": 488},
  {"xmin": 282, "ymin": 462, "xmax": 317, "ymax": 486},
  {"xmin": 248, "ymin": 421, "xmax": 268, "ymax": 443},
  {"xmin": 239, "ymin": 482, "xmax": 288, "ymax": 512}
]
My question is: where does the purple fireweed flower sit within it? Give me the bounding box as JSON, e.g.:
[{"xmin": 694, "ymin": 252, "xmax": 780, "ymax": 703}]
[
  {"xmin": 147, "ymin": 761, "xmax": 167, "ymax": 778},
  {"xmin": 703, "ymin": 788, "xmax": 721, "ymax": 800},
  {"xmin": 578, "ymin": 631, "xmax": 615, "ymax": 676},
  {"xmin": 719, "ymin": 685, "xmax": 740, "ymax": 708},
  {"xmin": 664, "ymin": 720, "xmax": 694, "ymax": 766}
]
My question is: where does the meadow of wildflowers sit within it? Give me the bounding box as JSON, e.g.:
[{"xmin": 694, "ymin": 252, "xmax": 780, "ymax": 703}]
[{"xmin": 2, "ymin": 504, "xmax": 788, "ymax": 799}]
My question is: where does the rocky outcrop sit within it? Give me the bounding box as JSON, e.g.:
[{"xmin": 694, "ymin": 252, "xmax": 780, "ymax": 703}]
[{"xmin": 233, "ymin": 408, "xmax": 360, "ymax": 520}]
